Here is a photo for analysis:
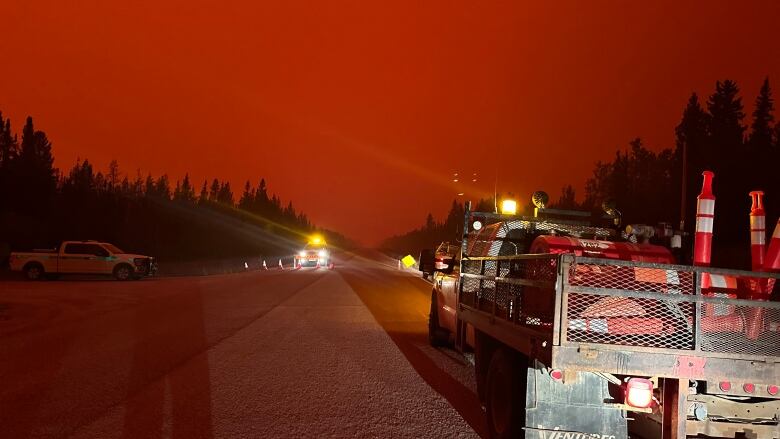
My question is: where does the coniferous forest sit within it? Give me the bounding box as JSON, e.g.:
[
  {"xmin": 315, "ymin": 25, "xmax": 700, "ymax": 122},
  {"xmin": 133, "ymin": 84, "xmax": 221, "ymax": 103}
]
[
  {"xmin": 383, "ymin": 78, "xmax": 780, "ymax": 269},
  {"xmin": 0, "ymin": 114, "xmax": 349, "ymax": 265}
]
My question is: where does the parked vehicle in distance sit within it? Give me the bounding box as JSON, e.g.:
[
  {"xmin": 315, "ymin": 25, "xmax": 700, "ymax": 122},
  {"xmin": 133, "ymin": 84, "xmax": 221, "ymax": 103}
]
[
  {"xmin": 420, "ymin": 242, "xmax": 458, "ymax": 280},
  {"xmin": 9, "ymin": 241, "xmax": 157, "ymax": 281}
]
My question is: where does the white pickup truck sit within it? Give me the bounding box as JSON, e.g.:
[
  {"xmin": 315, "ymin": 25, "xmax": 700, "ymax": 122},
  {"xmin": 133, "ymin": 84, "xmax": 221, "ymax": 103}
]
[{"xmin": 9, "ymin": 241, "xmax": 156, "ymax": 281}]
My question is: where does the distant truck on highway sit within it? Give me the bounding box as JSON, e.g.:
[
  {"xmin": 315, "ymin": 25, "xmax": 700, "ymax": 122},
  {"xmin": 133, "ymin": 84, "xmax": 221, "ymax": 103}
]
[
  {"xmin": 426, "ymin": 189, "xmax": 780, "ymax": 438},
  {"xmin": 9, "ymin": 241, "xmax": 156, "ymax": 281}
]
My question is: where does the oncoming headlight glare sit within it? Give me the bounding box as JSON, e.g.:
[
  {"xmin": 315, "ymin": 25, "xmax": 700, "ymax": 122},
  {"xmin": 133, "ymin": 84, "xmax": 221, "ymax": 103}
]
[
  {"xmin": 318, "ymin": 250, "xmax": 327, "ymax": 257},
  {"xmin": 472, "ymin": 220, "xmax": 483, "ymax": 231},
  {"xmin": 299, "ymin": 251, "xmax": 306, "ymax": 257}
]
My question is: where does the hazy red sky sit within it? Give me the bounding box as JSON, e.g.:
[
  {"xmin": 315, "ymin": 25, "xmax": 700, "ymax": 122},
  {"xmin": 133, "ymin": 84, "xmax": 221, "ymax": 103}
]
[{"xmin": 2, "ymin": 1, "xmax": 779, "ymax": 244}]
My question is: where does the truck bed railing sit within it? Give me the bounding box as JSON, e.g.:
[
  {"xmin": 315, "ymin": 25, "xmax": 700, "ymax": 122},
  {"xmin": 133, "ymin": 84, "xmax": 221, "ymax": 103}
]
[
  {"xmin": 459, "ymin": 252, "xmax": 780, "ymax": 372},
  {"xmin": 564, "ymin": 256, "xmax": 780, "ymax": 358}
]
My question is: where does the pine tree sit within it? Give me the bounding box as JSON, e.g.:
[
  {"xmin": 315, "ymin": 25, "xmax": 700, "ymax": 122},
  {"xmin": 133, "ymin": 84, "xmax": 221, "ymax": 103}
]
[
  {"xmin": 552, "ymin": 185, "xmax": 578, "ymax": 209},
  {"xmin": 239, "ymin": 180, "xmax": 253, "ymax": 209},
  {"xmin": 173, "ymin": 180, "xmax": 182, "ymax": 200},
  {"xmin": 180, "ymin": 173, "xmax": 195, "ymax": 202},
  {"xmin": 155, "ymin": 174, "xmax": 171, "ymax": 199},
  {"xmin": 748, "ymin": 77, "xmax": 775, "ymax": 150},
  {"xmin": 706, "ymin": 79, "xmax": 749, "ymax": 254},
  {"xmin": 132, "ymin": 169, "xmax": 144, "ymax": 196},
  {"xmin": 107, "ymin": 159, "xmax": 120, "ymax": 189},
  {"xmin": 425, "ymin": 213, "xmax": 435, "ymax": 231},
  {"xmin": 209, "ymin": 178, "xmax": 220, "ymax": 201},
  {"xmin": 199, "ymin": 180, "xmax": 209, "ymax": 204},
  {"xmin": 217, "ymin": 181, "xmax": 233, "ymax": 205},
  {"xmin": 673, "ymin": 93, "xmax": 710, "ymax": 231},
  {"xmin": 145, "ymin": 173, "xmax": 155, "ymax": 196},
  {"xmin": 707, "ymin": 80, "xmax": 745, "ymax": 161},
  {"xmin": 15, "ymin": 117, "xmax": 57, "ymax": 215},
  {"xmin": 0, "ymin": 113, "xmax": 19, "ymax": 167}
]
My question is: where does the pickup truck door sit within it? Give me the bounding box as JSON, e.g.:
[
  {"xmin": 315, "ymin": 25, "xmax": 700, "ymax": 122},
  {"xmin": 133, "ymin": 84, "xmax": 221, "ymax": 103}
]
[
  {"xmin": 438, "ymin": 260, "xmax": 460, "ymax": 331},
  {"xmin": 60, "ymin": 243, "xmax": 106, "ymax": 273}
]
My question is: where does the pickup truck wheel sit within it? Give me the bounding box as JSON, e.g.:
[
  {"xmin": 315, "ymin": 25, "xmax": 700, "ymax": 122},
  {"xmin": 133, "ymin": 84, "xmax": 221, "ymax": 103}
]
[
  {"xmin": 24, "ymin": 263, "xmax": 44, "ymax": 281},
  {"xmin": 113, "ymin": 264, "xmax": 133, "ymax": 281},
  {"xmin": 486, "ymin": 348, "xmax": 526, "ymax": 439},
  {"xmin": 428, "ymin": 292, "xmax": 450, "ymax": 347}
]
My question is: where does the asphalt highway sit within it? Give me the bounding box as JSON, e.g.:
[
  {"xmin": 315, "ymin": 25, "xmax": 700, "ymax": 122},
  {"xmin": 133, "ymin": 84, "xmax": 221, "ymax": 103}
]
[{"xmin": 0, "ymin": 253, "xmax": 483, "ymax": 438}]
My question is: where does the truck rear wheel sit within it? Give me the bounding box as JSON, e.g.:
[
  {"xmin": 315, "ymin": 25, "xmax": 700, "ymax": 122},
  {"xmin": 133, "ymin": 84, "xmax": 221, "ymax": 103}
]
[
  {"xmin": 486, "ymin": 348, "xmax": 526, "ymax": 439},
  {"xmin": 24, "ymin": 263, "xmax": 44, "ymax": 281},
  {"xmin": 428, "ymin": 292, "xmax": 450, "ymax": 347},
  {"xmin": 113, "ymin": 264, "xmax": 133, "ymax": 281}
]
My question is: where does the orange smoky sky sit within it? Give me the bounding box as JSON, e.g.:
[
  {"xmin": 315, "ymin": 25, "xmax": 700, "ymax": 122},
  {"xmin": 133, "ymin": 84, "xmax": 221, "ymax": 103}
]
[{"xmin": 1, "ymin": 1, "xmax": 779, "ymax": 244}]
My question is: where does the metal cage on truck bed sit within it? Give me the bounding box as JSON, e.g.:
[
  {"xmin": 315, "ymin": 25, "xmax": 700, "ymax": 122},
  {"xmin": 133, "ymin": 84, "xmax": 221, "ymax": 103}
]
[
  {"xmin": 457, "ymin": 214, "xmax": 780, "ymax": 385},
  {"xmin": 457, "ymin": 208, "xmax": 780, "ymax": 383}
]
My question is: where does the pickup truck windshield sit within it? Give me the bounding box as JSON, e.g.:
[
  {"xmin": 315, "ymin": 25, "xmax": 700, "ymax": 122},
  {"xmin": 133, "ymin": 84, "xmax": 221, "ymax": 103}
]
[{"xmin": 102, "ymin": 244, "xmax": 124, "ymax": 254}]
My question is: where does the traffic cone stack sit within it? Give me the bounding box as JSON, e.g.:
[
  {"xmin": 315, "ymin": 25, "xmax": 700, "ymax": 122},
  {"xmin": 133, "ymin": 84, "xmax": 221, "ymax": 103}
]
[{"xmin": 694, "ymin": 171, "xmax": 715, "ymax": 267}]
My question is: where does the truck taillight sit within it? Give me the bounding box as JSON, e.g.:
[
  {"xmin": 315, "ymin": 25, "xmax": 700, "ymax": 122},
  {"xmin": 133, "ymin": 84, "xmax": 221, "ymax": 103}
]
[
  {"xmin": 743, "ymin": 383, "xmax": 755, "ymax": 394},
  {"xmin": 625, "ymin": 378, "xmax": 654, "ymax": 409},
  {"xmin": 768, "ymin": 385, "xmax": 779, "ymax": 396},
  {"xmin": 719, "ymin": 381, "xmax": 731, "ymax": 392},
  {"xmin": 550, "ymin": 369, "xmax": 563, "ymax": 382}
]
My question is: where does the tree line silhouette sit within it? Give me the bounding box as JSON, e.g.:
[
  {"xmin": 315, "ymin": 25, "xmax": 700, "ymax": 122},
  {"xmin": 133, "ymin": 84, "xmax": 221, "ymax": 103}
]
[
  {"xmin": 383, "ymin": 78, "xmax": 780, "ymax": 268},
  {"xmin": 0, "ymin": 114, "xmax": 345, "ymax": 263}
]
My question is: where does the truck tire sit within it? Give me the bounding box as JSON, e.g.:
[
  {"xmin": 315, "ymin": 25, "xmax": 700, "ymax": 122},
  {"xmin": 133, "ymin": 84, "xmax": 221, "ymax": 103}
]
[
  {"xmin": 428, "ymin": 291, "xmax": 450, "ymax": 347},
  {"xmin": 113, "ymin": 264, "xmax": 133, "ymax": 281},
  {"xmin": 24, "ymin": 263, "xmax": 44, "ymax": 281},
  {"xmin": 485, "ymin": 348, "xmax": 526, "ymax": 439}
]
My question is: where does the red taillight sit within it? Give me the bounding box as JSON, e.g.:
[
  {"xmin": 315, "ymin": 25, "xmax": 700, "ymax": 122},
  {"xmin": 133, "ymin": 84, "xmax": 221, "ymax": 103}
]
[
  {"xmin": 550, "ymin": 369, "xmax": 563, "ymax": 382},
  {"xmin": 719, "ymin": 381, "xmax": 731, "ymax": 392},
  {"xmin": 768, "ymin": 385, "xmax": 779, "ymax": 396},
  {"xmin": 625, "ymin": 378, "xmax": 654, "ymax": 409},
  {"xmin": 744, "ymin": 383, "xmax": 755, "ymax": 394}
]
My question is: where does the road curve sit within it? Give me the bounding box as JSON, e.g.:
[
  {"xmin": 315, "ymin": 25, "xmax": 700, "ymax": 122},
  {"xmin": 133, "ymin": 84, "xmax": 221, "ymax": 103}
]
[{"xmin": 0, "ymin": 254, "xmax": 480, "ymax": 438}]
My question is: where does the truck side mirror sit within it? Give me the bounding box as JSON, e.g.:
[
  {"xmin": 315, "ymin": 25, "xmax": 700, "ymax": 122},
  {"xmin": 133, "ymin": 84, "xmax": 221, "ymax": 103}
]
[
  {"xmin": 419, "ymin": 249, "xmax": 435, "ymax": 274},
  {"xmin": 434, "ymin": 256, "xmax": 455, "ymax": 274}
]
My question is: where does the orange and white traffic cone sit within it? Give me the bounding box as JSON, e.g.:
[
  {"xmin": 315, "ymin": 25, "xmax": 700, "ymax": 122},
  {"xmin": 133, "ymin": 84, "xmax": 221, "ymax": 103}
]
[
  {"xmin": 278, "ymin": 259, "xmax": 284, "ymax": 269},
  {"xmin": 749, "ymin": 191, "xmax": 766, "ymax": 272},
  {"xmin": 262, "ymin": 260, "xmax": 268, "ymax": 270},
  {"xmin": 746, "ymin": 191, "xmax": 769, "ymax": 340},
  {"xmin": 765, "ymin": 217, "xmax": 780, "ymax": 272},
  {"xmin": 315, "ymin": 260, "xmax": 321, "ymax": 269},
  {"xmin": 694, "ymin": 171, "xmax": 715, "ymax": 267}
]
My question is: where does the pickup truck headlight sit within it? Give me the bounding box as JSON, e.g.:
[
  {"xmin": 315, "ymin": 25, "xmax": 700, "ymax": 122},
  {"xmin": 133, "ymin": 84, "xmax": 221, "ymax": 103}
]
[
  {"xmin": 299, "ymin": 251, "xmax": 306, "ymax": 257},
  {"xmin": 318, "ymin": 250, "xmax": 327, "ymax": 257}
]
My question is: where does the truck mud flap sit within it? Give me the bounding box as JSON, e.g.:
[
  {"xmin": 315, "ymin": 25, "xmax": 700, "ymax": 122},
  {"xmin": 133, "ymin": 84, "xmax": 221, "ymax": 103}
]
[{"xmin": 525, "ymin": 361, "xmax": 627, "ymax": 439}]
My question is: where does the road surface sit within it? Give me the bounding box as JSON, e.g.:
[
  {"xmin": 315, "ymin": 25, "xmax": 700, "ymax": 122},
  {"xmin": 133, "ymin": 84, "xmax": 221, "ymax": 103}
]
[{"xmin": 0, "ymin": 253, "xmax": 483, "ymax": 438}]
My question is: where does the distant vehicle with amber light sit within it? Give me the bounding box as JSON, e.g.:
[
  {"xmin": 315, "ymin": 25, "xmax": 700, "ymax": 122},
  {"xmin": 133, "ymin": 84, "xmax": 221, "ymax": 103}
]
[{"xmin": 294, "ymin": 236, "xmax": 333, "ymax": 269}]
